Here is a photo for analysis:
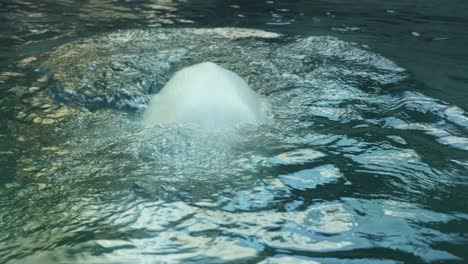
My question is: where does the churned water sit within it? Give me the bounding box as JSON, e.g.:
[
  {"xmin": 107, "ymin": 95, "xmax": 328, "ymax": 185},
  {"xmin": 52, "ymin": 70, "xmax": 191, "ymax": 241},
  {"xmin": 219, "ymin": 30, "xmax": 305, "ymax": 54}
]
[{"xmin": 0, "ymin": 1, "xmax": 467, "ymax": 264}]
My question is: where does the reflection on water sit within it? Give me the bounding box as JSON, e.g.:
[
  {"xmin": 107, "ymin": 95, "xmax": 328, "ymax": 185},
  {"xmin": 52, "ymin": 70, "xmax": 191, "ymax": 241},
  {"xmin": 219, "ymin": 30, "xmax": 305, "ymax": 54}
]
[
  {"xmin": 0, "ymin": 1, "xmax": 467, "ymax": 264},
  {"xmin": 1, "ymin": 27, "xmax": 467, "ymax": 263}
]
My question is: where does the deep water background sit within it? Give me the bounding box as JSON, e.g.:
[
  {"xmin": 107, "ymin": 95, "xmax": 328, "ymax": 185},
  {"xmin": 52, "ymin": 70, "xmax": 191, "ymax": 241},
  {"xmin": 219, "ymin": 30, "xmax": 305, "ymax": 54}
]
[{"xmin": 0, "ymin": 1, "xmax": 467, "ymax": 263}]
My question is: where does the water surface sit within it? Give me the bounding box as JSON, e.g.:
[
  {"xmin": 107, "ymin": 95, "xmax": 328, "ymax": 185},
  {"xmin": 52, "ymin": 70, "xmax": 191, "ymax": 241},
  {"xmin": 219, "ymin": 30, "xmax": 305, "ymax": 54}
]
[{"xmin": 0, "ymin": 1, "xmax": 467, "ymax": 263}]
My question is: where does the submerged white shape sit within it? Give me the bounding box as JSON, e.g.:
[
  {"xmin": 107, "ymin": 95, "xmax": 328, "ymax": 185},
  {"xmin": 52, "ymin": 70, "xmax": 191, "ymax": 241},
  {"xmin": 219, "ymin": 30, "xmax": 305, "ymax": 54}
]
[{"xmin": 144, "ymin": 62, "xmax": 268, "ymax": 128}]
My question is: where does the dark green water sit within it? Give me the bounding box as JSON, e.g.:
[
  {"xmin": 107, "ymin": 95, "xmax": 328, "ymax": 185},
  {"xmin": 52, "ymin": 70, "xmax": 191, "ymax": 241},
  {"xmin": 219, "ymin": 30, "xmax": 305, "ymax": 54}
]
[{"xmin": 0, "ymin": 1, "xmax": 467, "ymax": 263}]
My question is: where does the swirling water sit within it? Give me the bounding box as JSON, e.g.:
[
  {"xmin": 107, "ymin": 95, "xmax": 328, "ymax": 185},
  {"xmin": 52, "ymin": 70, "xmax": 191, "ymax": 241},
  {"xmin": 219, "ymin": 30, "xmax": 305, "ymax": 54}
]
[{"xmin": 1, "ymin": 1, "xmax": 468, "ymax": 264}]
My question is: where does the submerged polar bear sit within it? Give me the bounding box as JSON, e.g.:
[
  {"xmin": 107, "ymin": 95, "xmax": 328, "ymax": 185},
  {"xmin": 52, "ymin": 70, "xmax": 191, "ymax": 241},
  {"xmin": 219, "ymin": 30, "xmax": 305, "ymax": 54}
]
[{"xmin": 144, "ymin": 62, "xmax": 268, "ymax": 129}]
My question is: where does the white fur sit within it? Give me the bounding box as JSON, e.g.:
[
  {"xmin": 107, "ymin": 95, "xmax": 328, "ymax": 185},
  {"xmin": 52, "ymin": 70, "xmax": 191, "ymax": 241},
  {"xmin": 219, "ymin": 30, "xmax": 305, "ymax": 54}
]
[{"xmin": 144, "ymin": 62, "xmax": 267, "ymax": 128}]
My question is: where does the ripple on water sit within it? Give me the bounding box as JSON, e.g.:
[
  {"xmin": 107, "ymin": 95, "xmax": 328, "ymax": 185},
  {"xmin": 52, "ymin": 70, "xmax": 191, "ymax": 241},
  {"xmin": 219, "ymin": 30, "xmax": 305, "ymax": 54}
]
[
  {"xmin": 280, "ymin": 164, "xmax": 343, "ymax": 190},
  {"xmin": 271, "ymin": 148, "xmax": 326, "ymax": 165},
  {"xmin": 1, "ymin": 27, "xmax": 467, "ymax": 263}
]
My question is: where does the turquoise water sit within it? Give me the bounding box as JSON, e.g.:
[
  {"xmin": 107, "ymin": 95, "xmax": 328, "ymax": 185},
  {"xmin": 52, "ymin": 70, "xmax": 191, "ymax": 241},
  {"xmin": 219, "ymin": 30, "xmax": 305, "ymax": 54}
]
[{"xmin": 0, "ymin": 1, "xmax": 467, "ymax": 263}]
